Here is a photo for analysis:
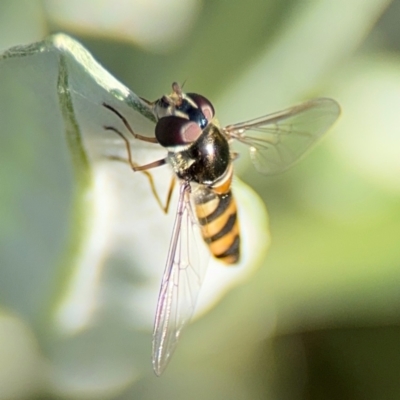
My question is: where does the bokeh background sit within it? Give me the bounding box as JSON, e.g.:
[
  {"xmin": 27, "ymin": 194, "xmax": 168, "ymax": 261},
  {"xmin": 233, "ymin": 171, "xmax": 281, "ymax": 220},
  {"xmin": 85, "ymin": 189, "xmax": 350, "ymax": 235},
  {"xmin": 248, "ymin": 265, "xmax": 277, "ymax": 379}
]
[{"xmin": 1, "ymin": 0, "xmax": 400, "ymax": 399}]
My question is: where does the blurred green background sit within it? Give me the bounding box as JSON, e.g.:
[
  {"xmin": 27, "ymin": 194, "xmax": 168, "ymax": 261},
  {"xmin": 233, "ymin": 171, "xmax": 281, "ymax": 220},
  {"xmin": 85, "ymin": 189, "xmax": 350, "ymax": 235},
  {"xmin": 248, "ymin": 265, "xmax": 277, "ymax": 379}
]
[{"xmin": 1, "ymin": 0, "xmax": 400, "ymax": 399}]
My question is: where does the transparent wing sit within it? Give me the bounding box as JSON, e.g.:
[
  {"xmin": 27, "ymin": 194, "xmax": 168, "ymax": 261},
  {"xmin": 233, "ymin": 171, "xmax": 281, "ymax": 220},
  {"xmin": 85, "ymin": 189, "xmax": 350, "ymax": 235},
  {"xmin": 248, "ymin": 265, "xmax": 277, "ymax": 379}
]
[
  {"xmin": 152, "ymin": 181, "xmax": 210, "ymax": 376},
  {"xmin": 224, "ymin": 98, "xmax": 341, "ymax": 174}
]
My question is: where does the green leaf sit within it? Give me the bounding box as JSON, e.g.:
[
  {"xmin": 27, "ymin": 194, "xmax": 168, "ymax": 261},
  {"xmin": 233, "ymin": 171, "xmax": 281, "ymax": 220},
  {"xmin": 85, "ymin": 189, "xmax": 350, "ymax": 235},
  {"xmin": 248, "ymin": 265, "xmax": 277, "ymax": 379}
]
[{"xmin": 0, "ymin": 34, "xmax": 270, "ymax": 396}]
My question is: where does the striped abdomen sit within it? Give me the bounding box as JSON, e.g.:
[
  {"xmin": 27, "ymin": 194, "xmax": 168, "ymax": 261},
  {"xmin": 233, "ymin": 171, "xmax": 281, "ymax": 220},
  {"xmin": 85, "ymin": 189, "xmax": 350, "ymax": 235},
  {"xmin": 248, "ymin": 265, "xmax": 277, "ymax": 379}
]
[{"xmin": 194, "ymin": 182, "xmax": 240, "ymax": 264}]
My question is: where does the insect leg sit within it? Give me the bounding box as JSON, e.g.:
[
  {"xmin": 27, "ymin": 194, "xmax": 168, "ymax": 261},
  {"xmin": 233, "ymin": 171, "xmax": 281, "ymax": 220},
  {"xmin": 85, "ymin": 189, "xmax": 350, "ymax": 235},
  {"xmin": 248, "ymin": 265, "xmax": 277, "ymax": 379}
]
[
  {"xmin": 162, "ymin": 176, "xmax": 176, "ymax": 214},
  {"xmin": 135, "ymin": 171, "xmax": 175, "ymax": 214},
  {"xmin": 104, "ymin": 125, "xmax": 174, "ymax": 213},
  {"xmin": 144, "ymin": 175, "xmax": 176, "ymax": 214},
  {"xmin": 103, "ymin": 126, "xmax": 147, "ymax": 170},
  {"xmin": 103, "ymin": 103, "xmax": 158, "ymax": 143},
  {"xmin": 104, "ymin": 125, "xmax": 167, "ymax": 171},
  {"xmin": 133, "ymin": 159, "xmax": 166, "ymax": 171}
]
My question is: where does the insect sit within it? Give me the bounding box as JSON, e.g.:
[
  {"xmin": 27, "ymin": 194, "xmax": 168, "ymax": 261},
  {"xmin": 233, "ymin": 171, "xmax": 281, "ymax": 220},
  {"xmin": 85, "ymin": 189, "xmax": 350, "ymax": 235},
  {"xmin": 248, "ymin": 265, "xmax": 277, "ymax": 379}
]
[{"xmin": 103, "ymin": 82, "xmax": 340, "ymax": 375}]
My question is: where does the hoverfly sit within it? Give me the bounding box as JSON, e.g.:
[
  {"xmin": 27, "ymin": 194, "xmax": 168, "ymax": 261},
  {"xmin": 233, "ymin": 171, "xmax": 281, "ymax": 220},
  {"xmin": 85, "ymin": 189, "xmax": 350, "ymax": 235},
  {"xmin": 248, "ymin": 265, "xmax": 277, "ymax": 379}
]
[{"xmin": 103, "ymin": 82, "xmax": 340, "ymax": 375}]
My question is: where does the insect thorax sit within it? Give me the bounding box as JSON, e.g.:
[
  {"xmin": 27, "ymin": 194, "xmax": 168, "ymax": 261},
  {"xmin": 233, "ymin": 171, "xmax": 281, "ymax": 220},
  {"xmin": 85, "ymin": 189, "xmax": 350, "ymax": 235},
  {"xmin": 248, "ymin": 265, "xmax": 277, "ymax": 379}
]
[{"xmin": 167, "ymin": 123, "xmax": 231, "ymax": 186}]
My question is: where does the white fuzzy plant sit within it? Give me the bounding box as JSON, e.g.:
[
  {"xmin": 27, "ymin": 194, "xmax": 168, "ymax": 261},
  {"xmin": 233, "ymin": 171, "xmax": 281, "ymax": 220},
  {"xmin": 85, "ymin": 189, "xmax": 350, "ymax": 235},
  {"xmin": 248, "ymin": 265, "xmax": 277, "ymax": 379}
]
[{"xmin": 0, "ymin": 33, "xmax": 269, "ymax": 398}]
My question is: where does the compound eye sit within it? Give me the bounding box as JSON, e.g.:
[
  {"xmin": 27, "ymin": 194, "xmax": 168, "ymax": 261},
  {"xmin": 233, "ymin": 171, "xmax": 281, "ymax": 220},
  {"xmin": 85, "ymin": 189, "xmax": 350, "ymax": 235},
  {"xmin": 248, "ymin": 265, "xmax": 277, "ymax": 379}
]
[
  {"xmin": 187, "ymin": 93, "xmax": 215, "ymax": 121},
  {"xmin": 155, "ymin": 116, "xmax": 202, "ymax": 148}
]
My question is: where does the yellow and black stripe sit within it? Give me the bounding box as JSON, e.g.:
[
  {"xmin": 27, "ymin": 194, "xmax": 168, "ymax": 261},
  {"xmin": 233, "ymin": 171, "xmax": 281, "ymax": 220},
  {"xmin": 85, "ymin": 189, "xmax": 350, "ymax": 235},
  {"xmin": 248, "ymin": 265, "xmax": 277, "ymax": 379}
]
[{"xmin": 194, "ymin": 187, "xmax": 240, "ymax": 264}]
